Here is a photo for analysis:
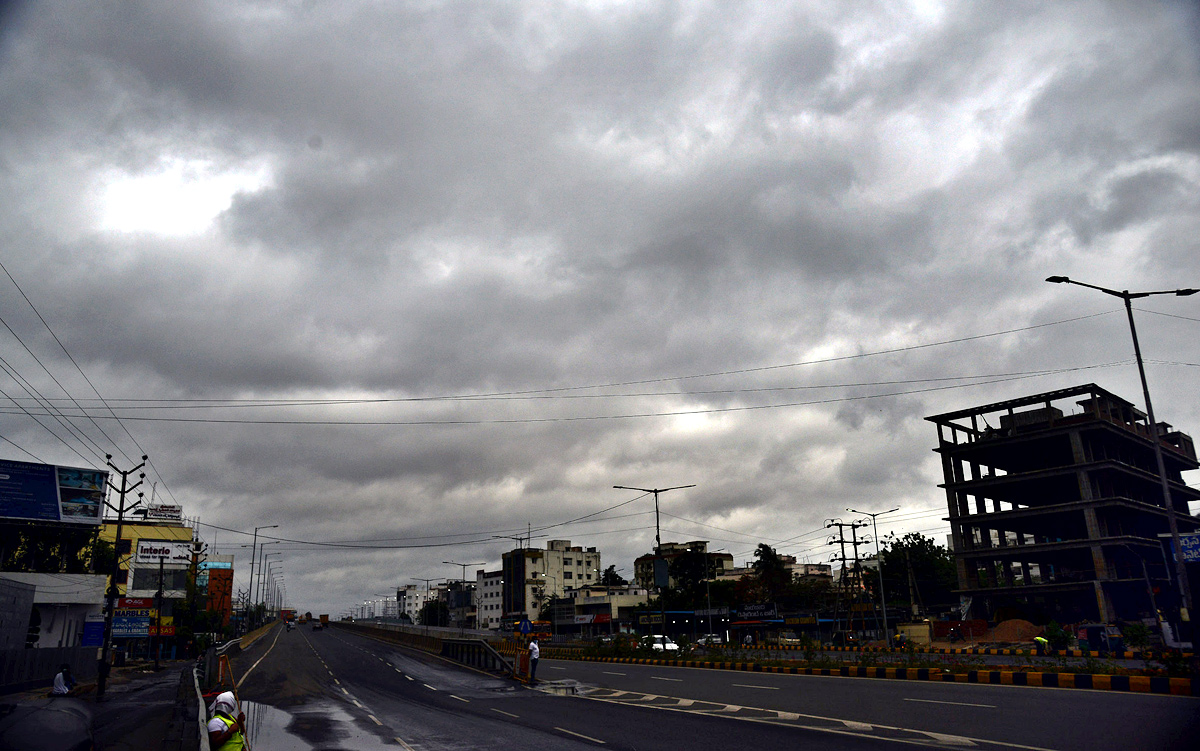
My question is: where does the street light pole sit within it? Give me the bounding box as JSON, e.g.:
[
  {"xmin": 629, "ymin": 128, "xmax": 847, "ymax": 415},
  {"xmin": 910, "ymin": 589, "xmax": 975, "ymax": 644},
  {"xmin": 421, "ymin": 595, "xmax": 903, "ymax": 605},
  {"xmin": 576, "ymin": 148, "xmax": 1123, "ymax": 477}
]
[
  {"xmin": 443, "ymin": 561, "xmax": 485, "ymax": 634},
  {"xmin": 1046, "ymin": 276, "xmax": 1197, "ymax": 648},
  {"xmin": 848, "ymin": 507, "xmax": 899, "ymax": 647},
  {"xmin": 614, "ymin": 484, "xmax": 696, "ymax": 640},
  {"xmin": 247, "ymin": 524, "xmax": 278, "ymax": 633}
]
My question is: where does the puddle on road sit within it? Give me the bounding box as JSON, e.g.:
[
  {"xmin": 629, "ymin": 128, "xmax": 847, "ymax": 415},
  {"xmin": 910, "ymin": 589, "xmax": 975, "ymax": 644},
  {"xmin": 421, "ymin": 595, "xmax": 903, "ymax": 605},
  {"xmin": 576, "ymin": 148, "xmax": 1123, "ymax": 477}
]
[{"xmin": 241, "ymin": 700, "xmax": 397, "ymax": 751}]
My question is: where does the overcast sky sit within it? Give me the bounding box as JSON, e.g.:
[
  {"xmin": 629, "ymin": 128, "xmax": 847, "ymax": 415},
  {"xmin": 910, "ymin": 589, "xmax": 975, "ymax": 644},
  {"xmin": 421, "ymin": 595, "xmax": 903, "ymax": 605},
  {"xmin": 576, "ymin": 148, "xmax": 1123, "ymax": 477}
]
[{"xmin": 1, "ymin": 1, "xmax": 1198, "ymax": 618}]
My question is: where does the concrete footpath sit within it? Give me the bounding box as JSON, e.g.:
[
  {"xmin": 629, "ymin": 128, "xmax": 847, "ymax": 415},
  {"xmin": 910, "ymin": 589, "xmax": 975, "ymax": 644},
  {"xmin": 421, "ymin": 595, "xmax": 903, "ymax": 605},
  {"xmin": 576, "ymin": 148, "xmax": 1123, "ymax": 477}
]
[{"xmin": 0, "ymin": 661, "xmax": 201, "ymax": 751}]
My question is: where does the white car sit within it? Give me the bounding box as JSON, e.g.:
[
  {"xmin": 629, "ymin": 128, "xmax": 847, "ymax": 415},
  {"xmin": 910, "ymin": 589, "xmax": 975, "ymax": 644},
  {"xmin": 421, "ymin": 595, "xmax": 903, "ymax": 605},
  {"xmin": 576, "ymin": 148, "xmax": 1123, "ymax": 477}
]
[
  {"xmin": 641, "ymin": 635, "xmax": 680, "ymax": 652},
  {"xmin": 695, "ymin": 633, "xmax": 723, "ymax": 646}
]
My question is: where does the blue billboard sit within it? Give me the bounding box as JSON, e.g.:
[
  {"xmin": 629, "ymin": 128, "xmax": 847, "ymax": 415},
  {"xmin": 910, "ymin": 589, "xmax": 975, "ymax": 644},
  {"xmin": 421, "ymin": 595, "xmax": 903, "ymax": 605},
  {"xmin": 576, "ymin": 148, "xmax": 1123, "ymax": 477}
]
[{"xmin": 0, "ymin": 459, "xmax": 108, "ymax": 524}]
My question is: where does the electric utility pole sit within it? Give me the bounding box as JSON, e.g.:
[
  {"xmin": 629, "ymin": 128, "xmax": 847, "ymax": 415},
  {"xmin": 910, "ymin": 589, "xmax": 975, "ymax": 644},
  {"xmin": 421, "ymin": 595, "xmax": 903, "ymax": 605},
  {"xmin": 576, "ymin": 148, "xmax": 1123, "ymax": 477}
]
[{"xmin": 97, "ymin": 454, "xmax": 147, "ymax": 701}]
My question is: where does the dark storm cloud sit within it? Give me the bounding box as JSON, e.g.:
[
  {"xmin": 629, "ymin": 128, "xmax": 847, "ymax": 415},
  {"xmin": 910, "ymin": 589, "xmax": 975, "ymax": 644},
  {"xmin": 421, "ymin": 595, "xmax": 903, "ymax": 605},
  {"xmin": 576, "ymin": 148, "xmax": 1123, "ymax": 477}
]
[{"xmin": 1, "ymin": 0, "xmax": 1198, "ymax": 615}]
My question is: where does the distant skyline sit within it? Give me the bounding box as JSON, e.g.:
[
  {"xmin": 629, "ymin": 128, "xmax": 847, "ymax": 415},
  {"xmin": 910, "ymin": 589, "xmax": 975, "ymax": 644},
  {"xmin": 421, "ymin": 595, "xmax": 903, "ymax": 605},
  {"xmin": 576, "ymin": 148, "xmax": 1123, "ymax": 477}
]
[{"xmin": 1, "ymin": 1, "xmax": 1198, "ymax": 617}]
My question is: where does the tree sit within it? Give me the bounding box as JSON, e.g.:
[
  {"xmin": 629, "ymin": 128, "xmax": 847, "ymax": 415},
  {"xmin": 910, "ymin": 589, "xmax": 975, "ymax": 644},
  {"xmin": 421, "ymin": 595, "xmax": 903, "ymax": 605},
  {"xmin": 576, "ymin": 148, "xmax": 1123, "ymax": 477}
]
[
  {"xmin": 751, "ymin": 544, "xmax": 791, "ymax": 602},
  {"xmin": 418, "ymin": 600, "xmax": 449, "ymax": 627},
  {"xmin": 869, "ymin": 532, "xmax": 957, "ymax": 615},
  {"xmin": 600, "ymin": 565, "xmax": 627, "ymax": 586}
]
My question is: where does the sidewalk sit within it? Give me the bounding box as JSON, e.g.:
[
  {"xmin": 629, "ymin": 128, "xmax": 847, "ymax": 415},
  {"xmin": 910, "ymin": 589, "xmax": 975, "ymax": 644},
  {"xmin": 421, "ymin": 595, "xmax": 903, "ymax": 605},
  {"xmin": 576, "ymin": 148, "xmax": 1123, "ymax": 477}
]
[{"xmin": 0, "ymin": 661, "xmax": 201, "ymax": 751}]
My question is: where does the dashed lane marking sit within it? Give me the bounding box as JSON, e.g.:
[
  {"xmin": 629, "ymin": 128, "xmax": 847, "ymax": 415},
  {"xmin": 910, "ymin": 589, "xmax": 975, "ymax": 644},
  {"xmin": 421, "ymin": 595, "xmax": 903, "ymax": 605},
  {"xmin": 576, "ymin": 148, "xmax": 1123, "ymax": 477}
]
[
  {"xmin": 491, "ymin": 708, "xmax": 519, "ymax": 718},
  {"xmin": 352, "ymin": 699, "xmax": 363, "ymax": 708},
  {"xmin": 650, "ymin": 676, "xmax": 681, "ymax": 682},
  {"xmin": 602, "ymin": 671, "xmax": 626, "ymax": 676},
  {"xmin": 555, "ymin": 727, "xmax": 606, "ymax": 744},
  {"xmin": 580, "ymin": 688, "xmax": 1054, "ymax": 751},
  {"xmin": 732, "ymin": 684, "xmax": 779, "ymax": 690},
  {"xmin": 905, "ymin": 698, "xmax": 997, "ymax": 708},
  {"xmin": 450, "ymin": 695, "xmax": 469, "ymax": 703},
  {"xmin": 368, "ymin": 715, "xmax": 382, "ymax": 725},
  {"xmin": 405, "ymin": 675, "xmax": 414, "ymax": 681},
  {"xmin": 341, "ymin": 687, "xmax": 350, "ymax": 695},
  {"xmin": 394, "ymin": 737, "xmax": 416, "ymax": 750},
  {"xmin": 423, "ymin": 683, "xmax": 438, "ymax": 691}
]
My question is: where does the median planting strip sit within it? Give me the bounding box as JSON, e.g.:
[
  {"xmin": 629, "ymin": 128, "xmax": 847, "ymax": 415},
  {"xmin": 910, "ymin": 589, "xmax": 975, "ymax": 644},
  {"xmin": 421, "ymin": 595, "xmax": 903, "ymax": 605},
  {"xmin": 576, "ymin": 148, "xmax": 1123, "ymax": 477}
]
[{"xmin": 562, "ymin": 654, "xmax": 1199, "ymax": 697}]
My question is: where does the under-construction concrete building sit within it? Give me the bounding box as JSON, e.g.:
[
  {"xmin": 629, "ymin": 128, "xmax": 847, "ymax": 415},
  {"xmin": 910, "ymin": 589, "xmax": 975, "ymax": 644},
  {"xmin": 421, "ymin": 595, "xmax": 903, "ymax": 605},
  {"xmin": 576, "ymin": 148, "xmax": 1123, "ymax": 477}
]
[{"xmin": 927, "ymin": 384, "xmax": 1200, "ymax": 626}]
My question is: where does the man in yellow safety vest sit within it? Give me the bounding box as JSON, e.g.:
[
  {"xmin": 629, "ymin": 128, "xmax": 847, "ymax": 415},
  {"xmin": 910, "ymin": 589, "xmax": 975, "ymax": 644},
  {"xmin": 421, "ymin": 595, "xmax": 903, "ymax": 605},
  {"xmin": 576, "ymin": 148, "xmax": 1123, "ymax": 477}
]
[{"xmin": 207, "ymin": 691, "xmax": 246, "ymax": 750}]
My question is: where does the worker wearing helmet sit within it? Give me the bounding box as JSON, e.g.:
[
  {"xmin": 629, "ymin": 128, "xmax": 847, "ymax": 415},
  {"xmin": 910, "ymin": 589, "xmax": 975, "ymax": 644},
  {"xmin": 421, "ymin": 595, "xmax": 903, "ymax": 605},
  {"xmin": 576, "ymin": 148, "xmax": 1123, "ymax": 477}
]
[{"xmin": 207, "ymin": 691, "xmax": 246, "ymax": 750}]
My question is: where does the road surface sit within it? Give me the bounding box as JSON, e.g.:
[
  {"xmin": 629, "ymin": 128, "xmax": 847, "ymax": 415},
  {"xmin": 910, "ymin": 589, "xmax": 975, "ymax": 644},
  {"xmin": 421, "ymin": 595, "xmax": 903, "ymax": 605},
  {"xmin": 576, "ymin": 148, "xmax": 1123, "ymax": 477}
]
[{"xmin": 229, "ymin": 624, "xmax": 1197, "ymax": 750}]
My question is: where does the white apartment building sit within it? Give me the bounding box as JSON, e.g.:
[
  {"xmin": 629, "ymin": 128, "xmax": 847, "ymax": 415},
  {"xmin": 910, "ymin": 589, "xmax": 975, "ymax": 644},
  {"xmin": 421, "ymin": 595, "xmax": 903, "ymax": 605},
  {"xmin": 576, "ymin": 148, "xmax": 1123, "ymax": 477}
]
[
  {"xmin": 475, "ymin": 569, "xmax": 504, "ymax": 629},
  {"xmin": 501, "ymin": 540, "xmax": 602, "ymax": 625},
  {"xmin": 397, "ymin": 584, "xmax": 433, "ymax": 622}
]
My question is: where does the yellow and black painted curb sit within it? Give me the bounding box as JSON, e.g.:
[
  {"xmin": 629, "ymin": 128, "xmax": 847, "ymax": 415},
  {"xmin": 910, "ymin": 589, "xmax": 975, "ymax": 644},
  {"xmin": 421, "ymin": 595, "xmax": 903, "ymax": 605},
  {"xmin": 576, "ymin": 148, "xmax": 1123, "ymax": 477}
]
[
  {"xmin": 749, "ymin": 644, "xmax": 1191, "ymax": 661},
  {"xmin": 565, "ymin": 654, "xmax": 1198, "ymax": 697}
]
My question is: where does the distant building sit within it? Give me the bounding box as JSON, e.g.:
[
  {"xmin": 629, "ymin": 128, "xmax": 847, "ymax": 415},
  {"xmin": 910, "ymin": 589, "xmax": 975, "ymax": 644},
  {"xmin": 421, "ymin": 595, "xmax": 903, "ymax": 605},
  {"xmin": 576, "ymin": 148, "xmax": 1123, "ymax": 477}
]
[
  {"xmin": 927, "ymin": 384, "xmax": 1200, "ymax": 627},
  {"xmin": 633, "ymin": 541, "xmax": 734, "ymax": 589},
  {"xmin": 475, "ymin": 569, "xmax": 503, "ymax": 629},
  {"xmin": 397, "ymin": 584, "xmax": 431, "ymax": 622},
  {"xmin": 502, "ymin": 540, "xmax": 602, "ymax": 626},
  {"xmin": 199, "ymin": 554, "xmax": 235, "ymax": 627},
  {"xmin": 568, "ymin": 583, "xmax": 649, "ymax": 634}
]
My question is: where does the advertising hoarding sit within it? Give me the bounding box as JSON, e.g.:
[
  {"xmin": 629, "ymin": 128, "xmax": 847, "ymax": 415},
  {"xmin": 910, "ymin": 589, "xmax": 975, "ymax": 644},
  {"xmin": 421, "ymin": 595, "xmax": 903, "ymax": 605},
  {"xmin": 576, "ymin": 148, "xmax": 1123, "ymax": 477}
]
[
  {"xmin": 135, "ymin": 540, "xmax": 192, "ymax": 565},
  {"xmin": 0, "ymin": 459, "xmax": 108, "ymax": 525}
]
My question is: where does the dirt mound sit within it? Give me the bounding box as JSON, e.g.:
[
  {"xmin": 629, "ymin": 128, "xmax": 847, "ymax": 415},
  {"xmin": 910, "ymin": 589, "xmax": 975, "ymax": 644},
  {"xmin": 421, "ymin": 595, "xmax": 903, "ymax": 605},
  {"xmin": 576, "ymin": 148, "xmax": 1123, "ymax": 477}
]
[{"xmin": 987, "ymin": 619, "xmax": 1042, "ymax": 643}]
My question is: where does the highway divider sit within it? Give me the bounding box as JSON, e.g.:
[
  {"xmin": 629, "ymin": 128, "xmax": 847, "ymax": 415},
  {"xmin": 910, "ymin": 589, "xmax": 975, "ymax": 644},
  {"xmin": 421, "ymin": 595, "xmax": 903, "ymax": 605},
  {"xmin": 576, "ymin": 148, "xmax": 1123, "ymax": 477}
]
[{"xmin": 565, "ymin": 654, "xmax": 1198, "ymax": 697}]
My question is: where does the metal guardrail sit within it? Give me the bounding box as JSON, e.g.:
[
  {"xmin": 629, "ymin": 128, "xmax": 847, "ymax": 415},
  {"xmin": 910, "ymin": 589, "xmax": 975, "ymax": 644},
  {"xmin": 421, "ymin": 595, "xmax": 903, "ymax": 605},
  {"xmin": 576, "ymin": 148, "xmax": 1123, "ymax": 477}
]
[{"xmin": 440, "ymin": 638, "xmax": 515, "ymax": 676}]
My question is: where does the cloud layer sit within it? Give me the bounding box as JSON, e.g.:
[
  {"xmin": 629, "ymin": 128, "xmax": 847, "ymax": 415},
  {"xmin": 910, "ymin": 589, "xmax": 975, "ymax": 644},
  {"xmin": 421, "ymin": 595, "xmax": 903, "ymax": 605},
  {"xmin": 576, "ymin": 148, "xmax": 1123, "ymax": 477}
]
[{"xmin": 1, "ymin": 0, "xmax": 1198, "ymax": 617}]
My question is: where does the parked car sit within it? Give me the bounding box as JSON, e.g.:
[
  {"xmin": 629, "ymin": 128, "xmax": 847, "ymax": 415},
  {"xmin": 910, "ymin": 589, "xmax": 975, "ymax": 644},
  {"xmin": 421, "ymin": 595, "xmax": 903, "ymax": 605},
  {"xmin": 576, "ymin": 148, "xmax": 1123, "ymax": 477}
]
[
  {"xmin": 640, "ymin": 635, "xmax": 679, "ymax": 652},
  {"xmin": 695, "ymin": 633, "xmax": 724, "ymax": 646}
]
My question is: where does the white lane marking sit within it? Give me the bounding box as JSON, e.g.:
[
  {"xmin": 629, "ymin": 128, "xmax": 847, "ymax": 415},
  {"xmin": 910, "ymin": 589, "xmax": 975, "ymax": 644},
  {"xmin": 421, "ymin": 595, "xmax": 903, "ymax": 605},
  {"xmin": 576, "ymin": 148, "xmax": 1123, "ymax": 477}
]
[
  {"xmin": 905, "ymin": 698, "xmax": 996, "ymax": 708},
  {"xmin": 583, "ymin": 689, "xmax": 1055, "ymax": 751},
  {"xmin": 332, "ymin": 677, "xmax": 339, "ymax": 683},
  {"xmin": 394, "ymin": 737, "xmax": 416, "ymax": 751},
  {"xmin": 733, "ymin": 684, "xmax": 779, "ymax": 690},
  {"xmin": 491, "ymin": 708, "xmax": 519, "ymax": 718},
  {"xmin": 368, "ymin": 715, "xmax": 382, "ymax": 725},
  {"xmin": 450, "ymin": 695, "xmax": 469, "ymax": 703},
  {"xmin": 236, "ymin": 623, "xmax": 285, "ymax": 688},
  {"xmin": 923, "ymin": 731, "xmax": 979, "ymax": 746},
  {"xmin": 423, "ymin": 683, "xmax": 438, "ymax": 691},
  {"xmin": 556, "ymin": 727, "xmax": 606, "ymax": 744},
  {"xmin": 352, "ymin": 699, "xmax": 363, "ymax": 708},
  {"xmin": 547, "ymin": 666, "xmax": 565, "ymax": 670},
  {"xmin": 405, "ymin": 675, "xmax": 414, "ymax": 681},
  {"xmin": 650, "ymin": 676, "xmax": 682, "ymax": 682},
  {"xmin": 602, "ymin": 671, "xmax": 626, "ymax": 676},
  {"xmin": 341, "ymin": 687, "xmax": 350, "ymax": 695}
]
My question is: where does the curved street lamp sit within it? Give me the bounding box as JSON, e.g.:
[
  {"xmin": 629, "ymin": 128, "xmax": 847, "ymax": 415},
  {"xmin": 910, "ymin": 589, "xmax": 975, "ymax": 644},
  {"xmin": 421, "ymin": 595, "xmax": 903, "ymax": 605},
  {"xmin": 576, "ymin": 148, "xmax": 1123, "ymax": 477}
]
[{"xmin": 1046, "ymin": 276, "xmax": 1196, "ymax": 648}]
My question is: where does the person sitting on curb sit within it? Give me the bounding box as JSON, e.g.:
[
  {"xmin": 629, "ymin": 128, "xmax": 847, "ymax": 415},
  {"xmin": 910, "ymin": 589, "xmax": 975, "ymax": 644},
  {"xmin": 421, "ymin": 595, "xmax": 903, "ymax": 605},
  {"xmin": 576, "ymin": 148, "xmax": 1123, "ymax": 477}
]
[
  {"xmin": 207, "ymin": 691, "xmax": 247, "ymax": 750},
  {"xmin": 50, "ymin": 664, "xmax": 79, "ymax": 697}
]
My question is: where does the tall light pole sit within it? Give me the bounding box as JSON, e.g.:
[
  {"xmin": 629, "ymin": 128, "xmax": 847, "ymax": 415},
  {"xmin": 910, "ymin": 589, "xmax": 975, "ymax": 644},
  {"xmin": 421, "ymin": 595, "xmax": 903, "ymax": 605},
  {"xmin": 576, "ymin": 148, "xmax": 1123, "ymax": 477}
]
[
  {"xmin": 412, "ymin": 577, "xmax": 440, "ymax": 635},
  {"xmin": 848, "ymin": 507, "xmax": 899, "ymax": 647},
  {"xmin": 443, "ymin": 561, "xmax": 485, "ymax": 634},
  {"xmin": 536, "ymin": 572, "xmax": 559, "ymax": 637},
  {"xmin": 1046, "ymin": 276, "xmax": 1196, "ymax": 647},
  {"xmin": 255, "ymin": 547, "xmax": 280, "ymax": 629},
  {"xmin": 614, "ymin": 484, "xmax": 696, "ymax": 640},
  {"xmin": 247, "ymin": 524, "xmax": 278, "ymax": 632}
]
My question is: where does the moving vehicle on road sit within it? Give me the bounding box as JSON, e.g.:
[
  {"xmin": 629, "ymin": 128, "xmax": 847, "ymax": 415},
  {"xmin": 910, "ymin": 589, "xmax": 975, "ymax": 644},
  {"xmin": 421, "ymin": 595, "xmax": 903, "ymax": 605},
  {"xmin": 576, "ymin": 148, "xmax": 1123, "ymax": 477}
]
[{"xmin": 695, "ymin": 633, "xmax": 724, "ymax": 646}]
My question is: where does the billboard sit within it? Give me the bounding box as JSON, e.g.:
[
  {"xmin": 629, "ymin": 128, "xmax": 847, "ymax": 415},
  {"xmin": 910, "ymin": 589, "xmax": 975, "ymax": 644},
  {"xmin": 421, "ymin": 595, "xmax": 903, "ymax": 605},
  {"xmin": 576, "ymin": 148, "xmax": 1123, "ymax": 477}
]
[
  {"xmin": 135, "ymin": 540, "xmax": 193, "ymax": 565},
  {"xmin": 0, "ymin": 459, "xmax": 108, "ymax": 525}
]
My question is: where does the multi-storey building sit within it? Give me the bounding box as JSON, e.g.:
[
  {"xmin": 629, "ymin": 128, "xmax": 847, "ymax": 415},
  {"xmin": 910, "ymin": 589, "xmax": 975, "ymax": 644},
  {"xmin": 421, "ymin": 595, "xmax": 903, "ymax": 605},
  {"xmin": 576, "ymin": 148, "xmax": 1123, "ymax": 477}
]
[
  {"xmin": 397, "ymin": 584, "xmax": 432, "ymax": 623},
  {"xmin": 501, "ymin": 540, "xmax": 601, "ymax": 626},
  {"xmin": 633, "ymin": 540, "xmax": 733, "ymax": 589},
  {"xmin": 475, "ymin": 569, "xmax": 504, "ymax": 629},
  {"xmin": 927, "ymin": 384, "xmax": 1200, "ymax": 626}
]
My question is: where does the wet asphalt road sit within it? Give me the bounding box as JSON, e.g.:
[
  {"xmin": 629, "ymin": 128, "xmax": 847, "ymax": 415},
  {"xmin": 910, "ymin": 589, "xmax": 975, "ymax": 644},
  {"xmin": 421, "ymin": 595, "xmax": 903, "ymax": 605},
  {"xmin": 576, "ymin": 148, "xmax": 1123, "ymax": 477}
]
[{"xmin": 232, "ymin": 624, "xmax": 910, "ymax": 750}]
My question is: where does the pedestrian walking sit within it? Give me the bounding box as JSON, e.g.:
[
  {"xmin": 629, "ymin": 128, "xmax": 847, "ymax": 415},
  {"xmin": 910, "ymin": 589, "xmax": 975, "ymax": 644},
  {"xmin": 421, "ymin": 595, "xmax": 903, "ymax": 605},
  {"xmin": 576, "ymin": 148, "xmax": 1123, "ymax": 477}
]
[{"xmin": 528, "ymin": 636, "xmax": 540, "ymax": 684}]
